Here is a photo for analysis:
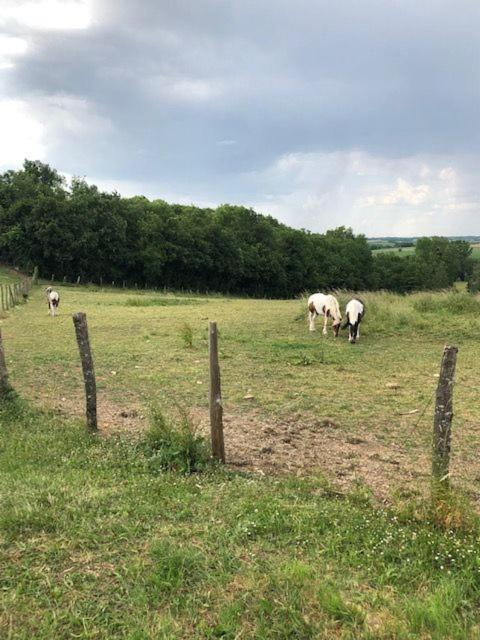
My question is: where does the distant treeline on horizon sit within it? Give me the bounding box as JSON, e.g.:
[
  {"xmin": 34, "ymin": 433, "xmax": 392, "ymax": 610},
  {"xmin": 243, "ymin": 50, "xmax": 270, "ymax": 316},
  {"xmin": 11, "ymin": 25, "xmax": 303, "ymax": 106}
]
[{"xmin": 0, "ymin": 160, "xmax": 476, "ymax": 297}]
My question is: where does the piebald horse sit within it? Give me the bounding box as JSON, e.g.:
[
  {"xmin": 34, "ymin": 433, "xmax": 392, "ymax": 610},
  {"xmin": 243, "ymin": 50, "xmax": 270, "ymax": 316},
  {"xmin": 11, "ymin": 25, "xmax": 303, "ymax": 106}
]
[
  {"xmin": 343, "ymin": 298, "xmax": 365, "ymax": 343},
  {"xmin": 46, "ymin": 286, "xmax": 60, "ymax": 317},
  {"xmin": 307, "ymin": 293, "xmax": 342, "ymax": 336}
]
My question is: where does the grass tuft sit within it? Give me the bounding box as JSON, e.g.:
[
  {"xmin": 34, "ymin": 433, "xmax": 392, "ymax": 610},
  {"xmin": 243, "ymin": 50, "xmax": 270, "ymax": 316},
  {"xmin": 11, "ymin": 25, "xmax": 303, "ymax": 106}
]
[
  {"xmin": 142, "ymin": 405, "xmax": 210, "ymax": 474},
  {"xmin": 179, "ymin": 322, "xmax": 195, "ymax": 348}
]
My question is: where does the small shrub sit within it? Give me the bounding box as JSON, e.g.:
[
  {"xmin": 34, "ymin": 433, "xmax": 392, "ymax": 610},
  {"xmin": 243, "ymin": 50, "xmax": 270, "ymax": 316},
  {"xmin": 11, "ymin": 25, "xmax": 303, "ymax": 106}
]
[
  {"xmin": 180, "ymin": 323, "xmax": 194, "ymax": 348},
  {"xmin": 143, "ymin": 406, "xmax": 209, "ymax": 474}
]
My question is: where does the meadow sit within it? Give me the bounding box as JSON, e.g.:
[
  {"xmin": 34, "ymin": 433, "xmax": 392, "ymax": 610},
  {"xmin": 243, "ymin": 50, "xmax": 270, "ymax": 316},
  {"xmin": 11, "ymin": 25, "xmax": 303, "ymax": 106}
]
[
  {"xmin": 2, "ymin": 273, "xmax": 480, "ymax": 638},
  {"xmin": 372, "ymin": 243, "xmax": 480, "ymax": 259},
  {"xmin": 371, "ymin": 246, "xmax": 416, "ymax": 257}
]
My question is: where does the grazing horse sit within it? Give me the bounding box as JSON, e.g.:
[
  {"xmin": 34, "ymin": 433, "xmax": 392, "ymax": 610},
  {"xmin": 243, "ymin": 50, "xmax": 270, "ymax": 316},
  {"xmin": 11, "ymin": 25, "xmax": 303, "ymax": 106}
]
[
  {"xmin": 308, "ymin": 293, "xmax": 342, "ymax": 336},
  {"xmin": 343, "ymin": 298, "xmax": 365, "ymax": 343},
  {"xmin": 46, "ymin": 286, "xmax": 60, "ymax": 317}
]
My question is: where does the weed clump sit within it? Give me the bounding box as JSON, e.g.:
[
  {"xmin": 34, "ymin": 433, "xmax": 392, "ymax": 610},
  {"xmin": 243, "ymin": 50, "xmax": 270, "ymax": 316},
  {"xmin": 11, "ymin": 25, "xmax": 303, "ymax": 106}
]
[
  {"xmin": 143, "ymin": 406, "xmax": 209, "ymax": 474},
  {"xmin": 180, "ymin": 323, "xmax": 194, "ymax": 348}
]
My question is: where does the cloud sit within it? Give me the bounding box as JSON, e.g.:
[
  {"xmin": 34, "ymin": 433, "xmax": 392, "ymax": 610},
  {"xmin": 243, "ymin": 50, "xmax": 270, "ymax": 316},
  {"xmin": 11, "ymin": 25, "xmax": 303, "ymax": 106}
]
[
  {"xmin": 250, "ymin": 151, "xmax": 480, "ymax": 236},
  {"xmin": 0, "ymin": 99, "xmax": 45, "ymax": 166},
  {"xmin": 1, "ymin": 0, "xmax": 92, "ymax": 30},
  {"xmin": 0, "ymin": 0, "xmax": 479, "ymax": 234},
  {"xmin": 371, "ymin": 179, "xmax": 431, "ymax": 206}
]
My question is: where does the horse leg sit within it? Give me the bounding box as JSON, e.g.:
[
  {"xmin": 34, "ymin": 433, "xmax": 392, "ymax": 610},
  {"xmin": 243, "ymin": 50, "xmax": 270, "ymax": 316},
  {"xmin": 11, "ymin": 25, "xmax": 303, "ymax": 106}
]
[
  {"xmin": 323, "ymin": 315, "xmax": 328, "ymax": 335},
  {"xmin": 309, "ymin": 310, "xmax": 316, "ymax": 331}
]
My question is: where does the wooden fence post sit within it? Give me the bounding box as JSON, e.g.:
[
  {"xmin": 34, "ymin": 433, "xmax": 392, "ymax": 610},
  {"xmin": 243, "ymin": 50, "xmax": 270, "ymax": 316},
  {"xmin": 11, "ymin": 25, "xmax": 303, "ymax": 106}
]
[
  {"xmin": 0, "ymin": 328, "xmax": 11, "ymax": 397},
  {"xmin": 8, "ymin": 285, "xmax": 14, "ymax": 308},
  {"xmin": 32, "ymin": 266, "xmax": 39, "ymax": 285},
  {"xmin": 209, "ymin": 321, "xmax": 225, "ymax": 463},
  {"xmin": 432, "ymin": 345, "xmax": 458, "ymax": 491},
  {"xmin": 72, "ymin": 312, "xmax": 98, "ymax": 432},
  {"xmin": 0, "ymin": 285, "xmax": 4, "ymax": 311}
]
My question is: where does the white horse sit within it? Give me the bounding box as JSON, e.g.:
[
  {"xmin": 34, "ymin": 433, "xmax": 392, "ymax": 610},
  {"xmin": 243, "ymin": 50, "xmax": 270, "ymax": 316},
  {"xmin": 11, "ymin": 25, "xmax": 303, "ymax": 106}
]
[
  {"xmin": 46, "ymin": 286, "xmax": 60, "ymax": 317},
  {"xmin": 308, "ymin": 293, "xmax": 342, "ymax": 336},
  {"xmin": 343, "ymin": 298, "xmax": 365, "ymax": 343}
]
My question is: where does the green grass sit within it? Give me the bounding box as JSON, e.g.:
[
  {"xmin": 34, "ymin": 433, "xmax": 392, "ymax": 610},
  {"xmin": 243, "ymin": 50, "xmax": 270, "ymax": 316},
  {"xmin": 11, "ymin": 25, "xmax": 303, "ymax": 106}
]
[
  {"xmin": 2, "ymin": 277, "xmax": 480, "ymax": 497},
  {"xmin": 373, "ymin": 243, "xmax": 480, "ymax": 260},
  {"xmin": 372, "ymin": 246, "xmax": 416, "ymax": 257},
  {"xmin": 3, "ymin": 271, "xmax": 480, "ymax": 636},
  {"xmin": 2, "ymin": 399, "xmax": 480, "ymax": 638},
  {"xmin": 470, "ymin": 244, "xmax": 480, "ymax": 260}
]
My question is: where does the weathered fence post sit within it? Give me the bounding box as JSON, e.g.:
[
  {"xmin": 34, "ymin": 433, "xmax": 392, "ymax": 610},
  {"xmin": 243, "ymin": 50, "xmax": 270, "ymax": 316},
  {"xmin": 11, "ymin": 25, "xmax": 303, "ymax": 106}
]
[
  {"xmin": 432, "ymin": 344, "xmax": 458, "ymax": 492},
  {"xmin": 72, "ymin": 312, "xmax": 98, "ymax": 432},
  {"xmin": 0, "ymin": 285, "xmax": 4, "ymax": 311},
  {"xmin": 0, "ymin": 329, "xmax": 11, "ymax": 397},
  {"xmin": 209, "ymin": 321, "xmax": 225, "ymax": 463},
  {"xmin": 32, "ymin": 266, "xmax": 39, "ymax": 285},
  {"xmin": 8, "ymin": 285, "xmax": 14, "ymax": 308}
]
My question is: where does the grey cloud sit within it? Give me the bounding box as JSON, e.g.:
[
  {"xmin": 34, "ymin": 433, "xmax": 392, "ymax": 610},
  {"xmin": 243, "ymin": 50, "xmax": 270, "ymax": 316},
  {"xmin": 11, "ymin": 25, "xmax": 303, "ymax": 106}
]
[{"xmin": 1, "ymin": 0, "xmax": 479, "ymax": 232}]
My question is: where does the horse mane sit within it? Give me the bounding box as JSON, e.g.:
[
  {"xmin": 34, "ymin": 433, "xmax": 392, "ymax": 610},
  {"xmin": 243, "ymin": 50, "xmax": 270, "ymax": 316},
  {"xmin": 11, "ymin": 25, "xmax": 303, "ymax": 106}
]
[{"xmin": 327, "ymin": 295, "xmax": 341, "ymax": 323}]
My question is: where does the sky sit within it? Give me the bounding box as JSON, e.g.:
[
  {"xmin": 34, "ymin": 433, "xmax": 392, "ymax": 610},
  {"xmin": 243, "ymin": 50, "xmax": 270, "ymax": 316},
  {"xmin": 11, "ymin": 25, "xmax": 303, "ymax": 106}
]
[{"xmin": 0, "ymin": 0, "xmax": 479, "ymax": 236}]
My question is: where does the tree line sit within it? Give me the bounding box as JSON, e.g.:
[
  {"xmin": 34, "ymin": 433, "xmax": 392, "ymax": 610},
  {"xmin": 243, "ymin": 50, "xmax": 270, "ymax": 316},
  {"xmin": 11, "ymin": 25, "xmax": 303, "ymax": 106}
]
[{"xmin": 0, "ymin": 161, "xmax": 475, "ymax": 297}]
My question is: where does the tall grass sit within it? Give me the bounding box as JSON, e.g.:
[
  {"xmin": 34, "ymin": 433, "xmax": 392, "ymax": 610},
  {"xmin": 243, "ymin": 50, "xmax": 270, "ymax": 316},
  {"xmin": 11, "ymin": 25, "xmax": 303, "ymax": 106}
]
[{"xmin": 143, "ymin": 405, "xmax": 209, "ymax": 473}]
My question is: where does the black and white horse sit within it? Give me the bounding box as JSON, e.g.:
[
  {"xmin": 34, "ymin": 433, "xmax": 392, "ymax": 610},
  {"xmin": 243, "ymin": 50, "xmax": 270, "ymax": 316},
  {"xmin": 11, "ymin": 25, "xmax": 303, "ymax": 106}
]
[
  {"xmin": 342, "ymin": 299, "xmax": 365, "ymax": 343},
  {"xmin": 308, "ymin": 293, "xmax": 342, "ymax": 336},
  {"xmin": 46, "ymin": 287, "xmax": 60, "ymax": 317}
]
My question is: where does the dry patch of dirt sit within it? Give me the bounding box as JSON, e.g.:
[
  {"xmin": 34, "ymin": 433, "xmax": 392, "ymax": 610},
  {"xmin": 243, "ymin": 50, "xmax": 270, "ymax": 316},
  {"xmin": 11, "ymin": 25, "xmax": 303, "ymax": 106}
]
[
  {"xmin": 43, "ymin": 394, "xmax": 479, "ymax": 505},
  {"xmin": 192, "ymin": 407, "xmax": 431, "ymax": 503}
]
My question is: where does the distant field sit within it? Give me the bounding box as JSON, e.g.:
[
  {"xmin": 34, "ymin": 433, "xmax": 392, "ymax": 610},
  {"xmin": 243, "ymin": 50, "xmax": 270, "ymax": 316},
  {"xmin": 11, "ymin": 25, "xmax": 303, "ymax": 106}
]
[
  {"xmin": 372, "ymin": 243, "xmax": 480, "ymax": 259},
  {"xmin": 470, "ymin": 243, "xmax": 480, "ymax": 259},
  {"xmin": 3, "ymin": 273, "xmax": 480, "ymax": 638},
  {"xmin": 372, "ymin": 245, "xmax": 415, "ymax": 257}
]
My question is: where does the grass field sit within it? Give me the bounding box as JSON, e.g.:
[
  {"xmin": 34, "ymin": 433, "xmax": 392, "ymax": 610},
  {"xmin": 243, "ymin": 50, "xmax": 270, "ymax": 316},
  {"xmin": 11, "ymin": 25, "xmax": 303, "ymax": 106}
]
[
  {"xmin": 372, "ymin": 246, "xmax": 416, "ymax": 257},
  {"xmin": 3, "ymin": 277, "xmax": 480, "ymax": 499},
  {"xmin": 470, "ymin": 244, "xmax": 480, "ymax": 259},
  {"xmin": 3, "ymin": 274, "xmax": 480, "ymax": 637},
  {"xmin": 372, "ymin": 244, "xmax": 480, "ymax": 259}
]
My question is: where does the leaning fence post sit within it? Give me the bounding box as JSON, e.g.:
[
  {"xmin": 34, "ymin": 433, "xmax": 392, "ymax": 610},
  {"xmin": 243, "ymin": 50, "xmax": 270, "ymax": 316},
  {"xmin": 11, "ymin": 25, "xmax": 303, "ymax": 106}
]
[
  {"xmin": 72, "ymin": 312, "xmax": 98, "ymax": 432},
  {"xmin": 432, "ymin": 344, "xmax": 458, "ymax": 492},
  {"xmin": 0, "ymin": 285, "xmax": 4, "ymax": 311},
  {"xmin": 209, "ymin": 321, "xmax": 225, "ymax": 463},
  {"xmin": 0, "ymin": 329, "xmax": 11, "ymax": 397}
]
